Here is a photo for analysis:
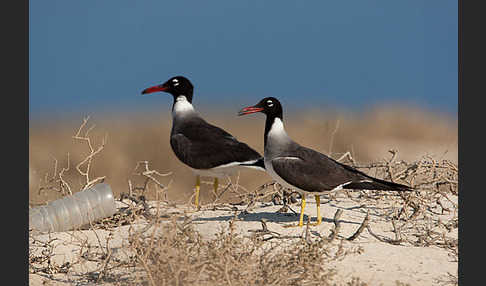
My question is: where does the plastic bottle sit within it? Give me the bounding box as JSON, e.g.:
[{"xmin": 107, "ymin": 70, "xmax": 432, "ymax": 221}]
[{"xmin": 29, "ymin": 183, "xmax": 117, "ymax": 233}]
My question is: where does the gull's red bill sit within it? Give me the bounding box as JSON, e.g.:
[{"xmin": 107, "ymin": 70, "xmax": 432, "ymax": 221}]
[
  {"xmin": 238, "ymin": 106, "xmax": 264, "ymax": 116},
  {"xmin": 141, "ymin": 84, "xmax": 168, "ymax": 95}
]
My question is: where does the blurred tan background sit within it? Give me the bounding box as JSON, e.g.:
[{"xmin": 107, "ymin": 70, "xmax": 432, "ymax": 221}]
[{"xmin": 29, "ymin": 105, "xmax": 457, "ymax": 206}]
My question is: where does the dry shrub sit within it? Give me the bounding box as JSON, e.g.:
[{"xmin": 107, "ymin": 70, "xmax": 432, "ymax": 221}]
[
  {"xmin": 329, "ymin": 149, "xmax": 459, "ymax": 253},
  {"xmin": 127, "ymin": 218, "xmax": 342, "ymax": 286},
  {"xmin": 336, "ymin": 150, "xmax": 458, "ymax": 285}
]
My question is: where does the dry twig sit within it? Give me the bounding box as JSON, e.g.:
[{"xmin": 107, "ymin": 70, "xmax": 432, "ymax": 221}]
[{"xmin": 72, "ymin": 116, "xmax": 108, "ymax": 190}]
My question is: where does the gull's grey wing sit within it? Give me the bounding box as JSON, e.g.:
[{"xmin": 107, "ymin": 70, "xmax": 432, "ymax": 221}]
[{"xmin": 271, "ymin": 145, "xmax": 412, "ymax": 192}]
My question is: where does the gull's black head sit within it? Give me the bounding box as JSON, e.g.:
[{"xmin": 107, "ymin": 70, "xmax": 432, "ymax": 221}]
[
  {"xmin": 238, "ymin": 97, "xmax": 283, "ymax": 119},
  {"xmin": 141, "ymin": 76, "xmax": 194, "ymax": 102}
]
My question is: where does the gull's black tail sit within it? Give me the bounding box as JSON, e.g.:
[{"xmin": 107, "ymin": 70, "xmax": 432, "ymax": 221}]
[
  {"xmin": 344, "ymin": 177, "xmax": 413, "ymax": 192},
  {"xmin": 333, "ymin": 159, "xmax": 414, "ymax": 192}
]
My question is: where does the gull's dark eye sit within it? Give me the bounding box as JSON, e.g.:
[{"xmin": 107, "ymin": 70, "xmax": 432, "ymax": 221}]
[
  {"xmin": 266, "ymin": 100, "xmax": 274, "ymax": 107},
  {"xmin": 172, "ymin": 78, "xmax": 180, "ymax": 86}
]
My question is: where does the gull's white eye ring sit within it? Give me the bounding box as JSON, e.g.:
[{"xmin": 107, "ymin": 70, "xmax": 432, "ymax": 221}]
[{"xmin": 267, "ymin": 100, "xmax": 274, "ymax": 107}]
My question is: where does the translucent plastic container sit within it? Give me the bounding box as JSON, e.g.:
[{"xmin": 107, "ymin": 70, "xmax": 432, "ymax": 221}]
[{"xmin": 29, "ymin": 183, "xmax": 117, "ymax": 233}]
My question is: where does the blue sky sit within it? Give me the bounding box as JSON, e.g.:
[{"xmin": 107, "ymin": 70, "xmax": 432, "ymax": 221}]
[{"xmin": 29, "ymin": 0, "xmax": 457, "ymax": 120}]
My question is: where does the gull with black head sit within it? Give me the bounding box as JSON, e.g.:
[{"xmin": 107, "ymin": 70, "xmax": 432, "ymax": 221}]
[
  {"xmin": 239, "ymin": 97, "xmax": 413, "ymax": 227},
  {"xmin": 141, "ymin": 76, "xmax": 265, "ymax": 208}
]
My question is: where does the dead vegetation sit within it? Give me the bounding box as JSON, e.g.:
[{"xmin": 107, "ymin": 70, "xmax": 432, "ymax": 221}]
[
  {"xmin": 29, "ymin": 110, "xmax": 458, "ymax": 285},
  {"xmin": 127, "ymin": 220, "xmax": 361, "ymax": 286},
  {"xmin": 34, "ymin": 116, "xmax": 108, "ymax": 201}
]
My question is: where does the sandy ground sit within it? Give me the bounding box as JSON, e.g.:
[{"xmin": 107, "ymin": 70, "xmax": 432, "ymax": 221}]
[{"xmin": 29, "ymin": 194, "xmax": 458, "ymax": 286}]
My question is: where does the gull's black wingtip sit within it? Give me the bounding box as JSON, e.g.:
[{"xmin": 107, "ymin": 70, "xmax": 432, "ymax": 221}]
[
  {"xmin": 253, "ymin": 157, "xmax": 266, "ymax": 170},
  {"xmin": 240, "ymin": 157, "xmax": 266, "ymax": 171}
]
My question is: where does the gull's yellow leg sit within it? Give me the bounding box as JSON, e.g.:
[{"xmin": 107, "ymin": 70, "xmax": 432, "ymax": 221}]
[
  {"xmin": 311, "ymin": 195, "xmax": 322, "ymax": 226},
  {"xmin": 213, "ymin": 178, "xmax": 219, "ymax": 197},
  {"xmin": 298, "ymin": 196, "xmax": 306, "ymax": 226},
  {"xmin": 195, "ymin": 175, "xmax": 201, "ymax": 209},
  {"xmin": 284, "ymin": 195, "xmax": 306, "ymax": 228}
]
